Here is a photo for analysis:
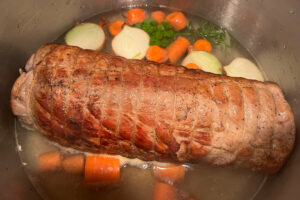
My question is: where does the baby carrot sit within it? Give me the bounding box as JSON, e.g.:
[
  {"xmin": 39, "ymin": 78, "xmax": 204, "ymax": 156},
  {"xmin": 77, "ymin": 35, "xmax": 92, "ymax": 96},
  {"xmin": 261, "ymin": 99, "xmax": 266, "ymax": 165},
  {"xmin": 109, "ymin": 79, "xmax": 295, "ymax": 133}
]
[
  {"xmin": 193, "ymin": 39, "xmax": 212, "ymax": 52},
  {"xmin": 153, "ymin": 164, "xmax": 185, "ymax": 184},
  {"xmin": 85, "ymin": 155, "xmax": 120, "ymax": 186},
  {"xmin": 108, "ymin": 20, "xmax": 125, "ymax": 36},
  {"xmin": 166, "ymin": 11, "xmax": 188, "ymax": 31},
  {"xmin": 62, "ymin": 154, "xmax": 85, "ymax": 174},
  {"xmin": 150, "ymin": 11, "xmax": 166, "ymax": 24},
  {"xmin": 166, "ymin": 36, "xmax": 190, "ymax": 63},
  {"xmin": 39, "ymin": 151, "xmax": 62, "ymax": 172},
  {"xmin": 125, "ymin": 8, "xmax": 146, "ymax": 25},
  {"xmin": 146, "ymin": 45, "xmax": 169, "ymax": 63},
  {"xmin": 153, "ymin": 182, "xmax": 178, "ymax": 200},
  {"xmin": 186, "ymin": 63, "xmax": 200, "ymax": 69}
]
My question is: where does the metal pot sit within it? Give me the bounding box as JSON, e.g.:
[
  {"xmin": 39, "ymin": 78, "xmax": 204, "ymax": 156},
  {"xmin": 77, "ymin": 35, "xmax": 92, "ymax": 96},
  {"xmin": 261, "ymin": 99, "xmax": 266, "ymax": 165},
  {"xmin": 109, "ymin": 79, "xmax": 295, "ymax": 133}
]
[{"xmin": 0, "ymin": 0, "xmax": 299, "ymax": 199}]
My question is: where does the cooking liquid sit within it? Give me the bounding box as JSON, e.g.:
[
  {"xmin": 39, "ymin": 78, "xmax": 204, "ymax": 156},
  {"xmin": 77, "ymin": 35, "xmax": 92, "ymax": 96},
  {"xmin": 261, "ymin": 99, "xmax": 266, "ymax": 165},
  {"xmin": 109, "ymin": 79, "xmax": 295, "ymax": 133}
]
[{"xmin": 15, "ymin": 7, "xmax": 267, "ymax": 200}]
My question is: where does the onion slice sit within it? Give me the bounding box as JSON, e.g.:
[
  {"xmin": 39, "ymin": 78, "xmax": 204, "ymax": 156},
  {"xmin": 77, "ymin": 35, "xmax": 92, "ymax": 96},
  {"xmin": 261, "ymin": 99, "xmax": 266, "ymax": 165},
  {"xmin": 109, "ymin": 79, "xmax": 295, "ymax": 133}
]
[
  {"xmin": 181, "ymin": 51, "xmax": 222, "ymax": 74},
  {"xmin": 223, "ymin": 57, "xmax": 264, "ymax": 81},
  {"xmin": 112, "ymin": 25, "xmax": 149, "ymax": 59},
  {"xmin": 65, "ymin": 23, "xmax": 105, "ymax": 51}
]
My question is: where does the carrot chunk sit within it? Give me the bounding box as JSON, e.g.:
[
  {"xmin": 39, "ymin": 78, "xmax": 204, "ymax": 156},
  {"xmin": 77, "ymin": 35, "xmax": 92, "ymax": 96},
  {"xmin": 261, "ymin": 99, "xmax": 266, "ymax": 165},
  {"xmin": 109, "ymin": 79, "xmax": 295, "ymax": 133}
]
[
  {"xmin": 153, "ymin": 164, "xmax": 185, "ymax": 184},
  {"xmin": 150, "ymin": 11, "xmax": 166, "ymax": 24},
  {"xmin": 146, "ymin": 45, "xmax": 169, "ymax": 63},
  {"xmin": 193, "ymin": 39, "xmax": 212, "ymax": 52},
  {"xmin": 108, "ymin": 20, "xmax": 125, "ymax": 36},
  {"xmin": 153, "ymin": 182, "xmax": 178, "ymax": 200},
  {"xmin": 39, "ymin": 151, "xmax": 62, "ymax": 172},
  {"xmin": 125, "ymin": 8, "xmax": 146, "ymax": 25},
  {"xmin": 166, "ymin": 12, "xmax": 188, "ymax": 31},
  {"xmin": 62, "ymin": 154, "xmax": 85, "ymax": 174},
  {"xmin": 186, "ymin": 63, "xmax": 200, "ymax": 69},
  {"xmin": 166, "ymin": 36, "xmax": 190, "ymax": 63},
  {"xmin": 84, "ymin": 155, "xmax": 120, "ymax": 186}
]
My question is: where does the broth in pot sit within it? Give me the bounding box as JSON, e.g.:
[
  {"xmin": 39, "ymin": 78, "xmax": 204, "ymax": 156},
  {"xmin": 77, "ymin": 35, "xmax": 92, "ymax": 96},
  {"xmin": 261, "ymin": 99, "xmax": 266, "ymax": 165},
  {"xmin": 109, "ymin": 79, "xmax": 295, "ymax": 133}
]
[{"xmin": 14, "ymin": 7, "xmax": 276, "ymax": 200}]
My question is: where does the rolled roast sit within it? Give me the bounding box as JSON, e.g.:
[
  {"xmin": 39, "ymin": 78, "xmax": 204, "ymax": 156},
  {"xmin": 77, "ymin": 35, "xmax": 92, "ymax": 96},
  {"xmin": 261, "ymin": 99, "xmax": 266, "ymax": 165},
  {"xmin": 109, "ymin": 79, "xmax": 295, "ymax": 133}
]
[{"xmin": 11, "ymin": 44, "xmax": 295, "ymax": 173}]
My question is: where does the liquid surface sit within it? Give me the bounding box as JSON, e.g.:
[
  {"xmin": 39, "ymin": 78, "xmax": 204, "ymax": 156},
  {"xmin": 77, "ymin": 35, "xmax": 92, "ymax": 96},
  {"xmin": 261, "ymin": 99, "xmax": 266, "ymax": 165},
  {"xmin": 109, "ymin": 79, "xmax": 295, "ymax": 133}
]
[{"xmin": 15, "ymin": 7, "xmax": 267, "ymax": 200}]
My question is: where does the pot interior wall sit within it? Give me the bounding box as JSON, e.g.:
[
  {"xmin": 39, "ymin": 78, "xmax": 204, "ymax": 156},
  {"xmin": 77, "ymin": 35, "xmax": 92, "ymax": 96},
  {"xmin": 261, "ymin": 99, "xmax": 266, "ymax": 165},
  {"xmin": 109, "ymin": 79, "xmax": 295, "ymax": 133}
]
[{"xmin": 0, "ymin": 0, "xmax": 299, "ymax": 199}]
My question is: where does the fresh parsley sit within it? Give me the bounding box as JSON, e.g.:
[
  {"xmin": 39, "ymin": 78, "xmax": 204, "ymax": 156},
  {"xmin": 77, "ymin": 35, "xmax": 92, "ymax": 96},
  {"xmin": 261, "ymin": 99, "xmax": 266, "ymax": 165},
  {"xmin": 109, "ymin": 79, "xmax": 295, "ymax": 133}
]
[
  {"xmin": 135, "ymin": 18, "xmax": 231, "ymax": 49},
  {"xmin": 135, "ymin": 19, "xmax": 175, "ymax": 48}
]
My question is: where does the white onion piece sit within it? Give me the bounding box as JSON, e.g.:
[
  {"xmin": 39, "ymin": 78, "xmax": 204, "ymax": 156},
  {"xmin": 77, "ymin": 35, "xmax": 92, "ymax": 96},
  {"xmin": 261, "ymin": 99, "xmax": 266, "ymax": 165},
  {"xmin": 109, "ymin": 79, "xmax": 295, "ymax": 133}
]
[
  {"xmin": 65, "ymin": 23, "xmax": 105, "ymax": 50},
  {"xmin": 223, "ymin": 57, "xmax": 264, "ymax": 81},
  {"xmin": 181, "ymin": 51, "xmax": 222, "ymax": 74},
  {"xmin": 112, "ymin": 25, "xmax": 149, "ymax": 59}
]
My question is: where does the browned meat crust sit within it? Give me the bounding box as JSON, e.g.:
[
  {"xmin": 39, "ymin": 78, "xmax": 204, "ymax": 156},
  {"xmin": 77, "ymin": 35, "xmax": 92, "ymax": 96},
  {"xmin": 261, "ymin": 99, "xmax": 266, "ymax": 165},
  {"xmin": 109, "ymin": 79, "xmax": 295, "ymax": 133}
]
[{"xmin": 11, "ymin": 44, "xmax": 295, "ymax": 173}]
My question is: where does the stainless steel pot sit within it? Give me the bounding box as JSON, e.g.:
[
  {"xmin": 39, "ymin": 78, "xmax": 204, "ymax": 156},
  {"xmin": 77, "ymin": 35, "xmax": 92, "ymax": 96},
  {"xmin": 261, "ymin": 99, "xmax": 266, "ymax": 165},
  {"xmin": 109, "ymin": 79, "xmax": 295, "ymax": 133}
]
[{"xmin": 0, "ymin": 0, "xmax": 299, "ymax": 199}]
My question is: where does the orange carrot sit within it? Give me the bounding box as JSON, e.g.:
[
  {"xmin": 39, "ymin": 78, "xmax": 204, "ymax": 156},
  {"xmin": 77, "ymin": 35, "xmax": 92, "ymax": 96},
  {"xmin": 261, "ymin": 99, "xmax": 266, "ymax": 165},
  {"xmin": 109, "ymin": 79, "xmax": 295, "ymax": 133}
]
[
  {"xmin": 150, "ymin": 11, "xmax": 166, "ymax": 24},
  {"xmin": 166, "ymin": 12, "xmax": 188, "ymax": 31},
  {"xmin": 108, "ymin": 20, "xmax": 125, "ymax": 36},
  {"xmin": 153, "ymin": 164, "xmax": 185, "ymax": 184},
  {"xmin": 39, "ymin": 151, "xmax": 62, "ymax": 172},
  {"xmin": 125, "ymin": 8, "xmax": 146, "ymax": 25},
  {"xmin": 193, "ymin": 39, "xmax": 212, "ymax": 52},
  {"xmin": 166, "ymin": 36, "xmax": 190, "ymax": 63},
  {"xmin": 153, "ymin": 183, "xmax": 178, "ymax": 200},
  {"xmin": 62, "ymin": 154, "xmax": 85, "ymax": 174},
  {"xmin": 85, "ymin": 155, "xmax": 120, "ymax": 186},
  {"xmin": 186, "ymin": 63, "xmax": 200, "ymax": 69},
  {"xmin": 146, "ymin": 45, "xmax": 168, "ymax": 63}
]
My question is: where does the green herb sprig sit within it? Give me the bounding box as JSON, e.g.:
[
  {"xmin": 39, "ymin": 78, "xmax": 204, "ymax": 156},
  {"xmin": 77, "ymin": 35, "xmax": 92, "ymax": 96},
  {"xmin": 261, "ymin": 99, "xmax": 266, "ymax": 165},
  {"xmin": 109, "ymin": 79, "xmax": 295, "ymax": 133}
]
[
  {"xmin": 177, "ymin": 21, "xmax": 231, "ymax": 48},
  {"xmin": 135, "ymin": 18, "xmax": 175, "ymax": 48},
  {"xmin": 135, "ymin": 18, "xmax": 231, "ymax": 49}
]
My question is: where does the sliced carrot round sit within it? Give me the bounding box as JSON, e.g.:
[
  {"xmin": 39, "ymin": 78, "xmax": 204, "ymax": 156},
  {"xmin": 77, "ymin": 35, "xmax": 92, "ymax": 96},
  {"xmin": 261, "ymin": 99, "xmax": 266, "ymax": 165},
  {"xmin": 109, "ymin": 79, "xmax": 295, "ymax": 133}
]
[
  {"xmin": 108, "ymin": 20, "xmax": 125, "ymax": 36},
  {"xmin": 125, "ymin": 8, "xmax": 146, "ymax": 25},
  {"xmin": 153, "ymin": 164, "xmax": 185, "ymax": 184},
  {"xmin": 166, "ymin": 12, "xmax": 188, "ymax": 31},
  {"xmin": 39, "ymin": 151, "xmax": 62, "ymax": 172},
  {"xmin": 85, "ymin": 155, "xmax": 120, "ymax": 186},
  {"xmin": 150, "ymin": 11, "xmax": 166, "ymax": 24},
  {"xmin": 146, "ymin": 45, "xmax": 168, "ymax": 63},
  {"xmin": 153, "ymin": 182, "xmax": 178, "ymax": 200},
  {"xmin": 193, "ymin": 39, "xmax": 212, "ymax": 52},
  {"xmin": 62, "ymin": 154, "xmax": 84, "ymax": 174}
]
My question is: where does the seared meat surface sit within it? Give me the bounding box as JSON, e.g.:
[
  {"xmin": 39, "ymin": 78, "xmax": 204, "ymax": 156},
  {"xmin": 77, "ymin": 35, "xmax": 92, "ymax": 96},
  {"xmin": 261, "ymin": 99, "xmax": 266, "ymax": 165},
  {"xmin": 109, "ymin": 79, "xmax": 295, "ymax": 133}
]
[{"xmin": 11, "ymin": 44, "xmax": 295, "ymax": 173}]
